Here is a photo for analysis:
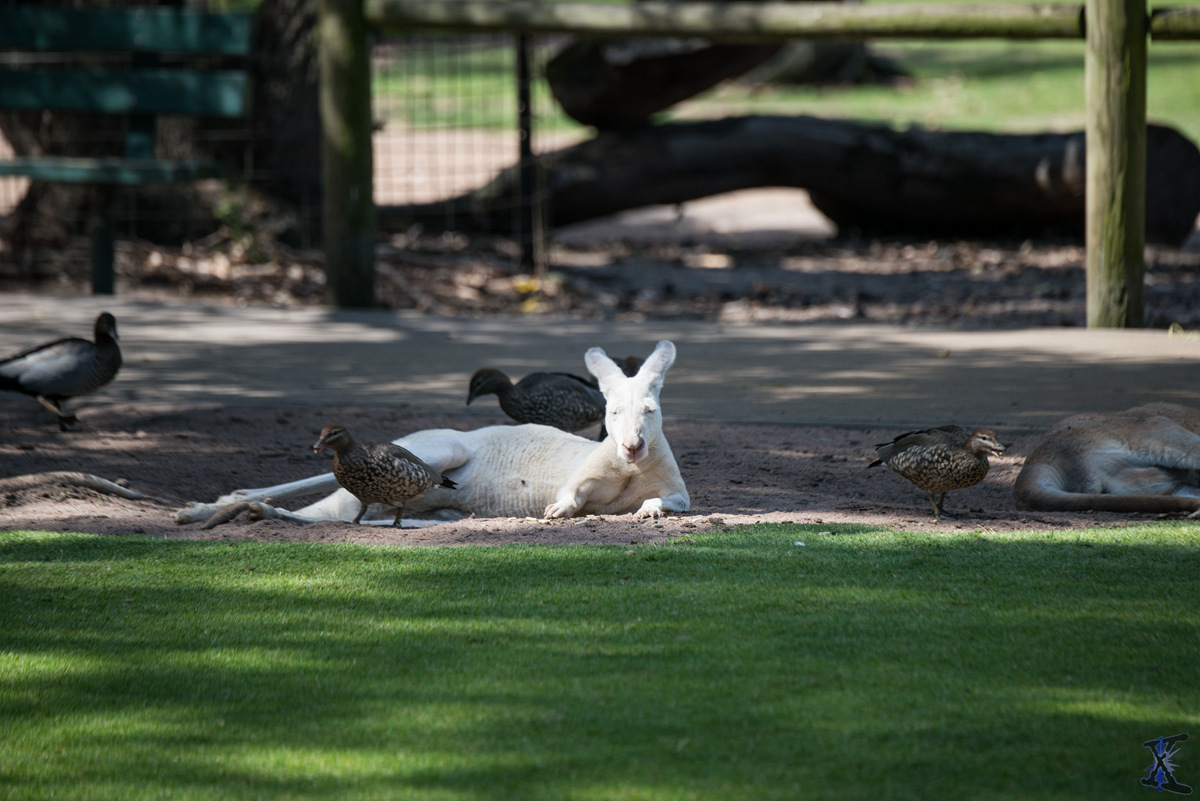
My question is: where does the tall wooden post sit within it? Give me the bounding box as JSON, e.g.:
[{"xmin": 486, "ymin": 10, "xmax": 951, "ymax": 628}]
[
  {"xmin": 1085, "ymin": 0, "xmax": 1147, "ymax": 328},
  {"xmin": 320, "ymin": 0, "xmax": 377, "ymax": 307},
  {"xmin": 516, "ymin": 34, "xmax": 538, "ymax": 274}
]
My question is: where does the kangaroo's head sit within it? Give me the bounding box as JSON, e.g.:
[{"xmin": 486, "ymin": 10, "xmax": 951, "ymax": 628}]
[{"xmin": 586, "ymin": 340, "xmax": 676, "ymax": 464}]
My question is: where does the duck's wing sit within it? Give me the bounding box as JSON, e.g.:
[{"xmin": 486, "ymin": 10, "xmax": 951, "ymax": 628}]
[{"xmin": 0, "ymin": 338, "xmax": 96, "ymax": 397}]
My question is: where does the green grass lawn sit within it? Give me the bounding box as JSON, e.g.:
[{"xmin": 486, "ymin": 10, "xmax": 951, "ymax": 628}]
[{"xmin": 2, "ymin": 525, "xmax": 1196, "ymax": 800}]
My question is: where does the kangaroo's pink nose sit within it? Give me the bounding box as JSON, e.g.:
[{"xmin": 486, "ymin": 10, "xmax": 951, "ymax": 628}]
[{"xmin": 621, "ymin": 437, "xmax": 646, "ymax": 460}]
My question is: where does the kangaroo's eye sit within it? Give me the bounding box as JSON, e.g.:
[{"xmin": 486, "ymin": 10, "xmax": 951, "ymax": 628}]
[{"xmin": 644, "ymin": 401, "xmax": 658, "ymax": 413}]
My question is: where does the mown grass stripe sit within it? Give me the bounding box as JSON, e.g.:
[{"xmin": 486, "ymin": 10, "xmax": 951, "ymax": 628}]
[{"xmin": 0, "ymin": 525, "xmax": 1195, "ymax": 800}]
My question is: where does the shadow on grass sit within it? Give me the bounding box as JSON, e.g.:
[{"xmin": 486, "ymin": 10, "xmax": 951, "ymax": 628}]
[{"xmin": 0, "ymin": 529, "xmax": 1195, "ymax": 799}]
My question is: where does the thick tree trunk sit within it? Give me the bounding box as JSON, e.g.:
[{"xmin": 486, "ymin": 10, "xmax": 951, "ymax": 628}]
[
  {"xmin": 546, "ymin": 38, "xmax": 781, "ymax": 129},
  {"xmin": 380, "ymin": 115, "xmax": 1200, "ymax": 245},
  {"xmin": 546, "ymin": 36, "xmax": 906, "ymax": 130},
  {"xmin": 542, "ymin": 0, "xmax": 907, "ymax": 131}
]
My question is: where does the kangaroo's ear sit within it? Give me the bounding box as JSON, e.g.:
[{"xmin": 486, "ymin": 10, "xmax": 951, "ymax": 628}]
[
  {"xmin": 585, "ymin": 347, "xmax": 624, "ymax": 387},
  {"xmin": 639, "ymin": 341, "xmax": 676, "ymax": 380}
]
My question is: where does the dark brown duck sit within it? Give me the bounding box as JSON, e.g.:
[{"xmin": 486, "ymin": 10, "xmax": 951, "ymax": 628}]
[{"xmin": 467, "ymin": 368, "xmax": 607, "ymax": 435}]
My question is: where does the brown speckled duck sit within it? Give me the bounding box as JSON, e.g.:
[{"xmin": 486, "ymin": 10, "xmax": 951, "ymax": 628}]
[
  {"xmin": 0, "ymin": 312, "xmax": 122, "ymax": 430},
  {"xmin": 869, "ymin": 426, "xmax": 1006, "ymax": 519},
  {"xmin": 313, "ymin": 424, "xmax": 457, "ymax": 527}
]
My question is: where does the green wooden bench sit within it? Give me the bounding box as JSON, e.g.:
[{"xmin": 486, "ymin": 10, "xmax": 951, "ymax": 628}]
[{"xmin": 0, "ymin": 5, "xmax": 254, "ymax": 294}]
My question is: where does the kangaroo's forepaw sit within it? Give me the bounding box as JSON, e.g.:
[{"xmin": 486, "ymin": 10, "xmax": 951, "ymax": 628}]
[
  {"xmin": 634, "ymin": 499, "xmax": 666, "ymax": 519},
  {"xmin": 544, "ymin": 502, "xmax": 576, "ymax": 519}
]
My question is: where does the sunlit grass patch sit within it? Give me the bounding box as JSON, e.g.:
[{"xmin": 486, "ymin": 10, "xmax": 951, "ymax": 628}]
[{"xmin": 1, "ymin": 526, "xmax": 1196, "ymax": 799}]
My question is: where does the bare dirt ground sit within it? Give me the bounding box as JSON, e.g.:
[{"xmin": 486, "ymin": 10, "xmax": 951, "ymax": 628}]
[
  {"xmin": 0, "ymin": 402, "xmax": 1149, "ymax": 546},
  {"xmin": 1, "ymin": 187, "xmax": 1198, "ymax": 544}
]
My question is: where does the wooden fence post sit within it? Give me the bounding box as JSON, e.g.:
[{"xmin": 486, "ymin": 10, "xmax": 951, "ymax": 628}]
[
  {"xmin": 1085, "ymin": 0, "xmax": 1147, "ymax": 328},
  {"xmin": 320, "ymin": 0, "xmax": 377, "ymax": 308},
  {"xmin": 516, "ymin": 34, "xmax": 538, "ymax": 274}
]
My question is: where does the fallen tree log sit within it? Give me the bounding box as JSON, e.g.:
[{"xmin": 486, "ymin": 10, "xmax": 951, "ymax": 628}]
[
  {"xmin": 546, "ymin": 38, "xmax": 903, "ymax": 129},
  {"xmin": 546, "ymin": 38, "xmax": 782, "ymax": 129},
  {"xmin": 379, "ymin": 115, "xmax": 1200, "ymax": 245}
]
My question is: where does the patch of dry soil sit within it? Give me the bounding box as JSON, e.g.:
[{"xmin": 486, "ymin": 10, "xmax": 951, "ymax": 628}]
[{"xmin": 0, "ymin": 403, "xmax": 1154, "ymax": 545}]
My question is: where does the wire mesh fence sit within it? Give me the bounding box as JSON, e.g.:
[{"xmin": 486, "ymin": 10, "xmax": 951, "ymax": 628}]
[
  {"xmin": 370, "ymin": 30, "xmax": 568, "ymax": 271},
  {"xmin": 3, "ymin": 0, "xmax": 1196, "ymax": 318},
  {"xmin": 0, "ymin": 1, "xmax": 560, "ymax": 293},
  {"xmin": 0, "ymin": 0, "xmax": 268, "ymax": 289}
]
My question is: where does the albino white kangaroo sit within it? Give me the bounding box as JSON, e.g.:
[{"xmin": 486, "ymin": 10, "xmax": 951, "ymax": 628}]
[
  {"xmin": 175, "ymin": 341, "xmax": 690, "ymax": 528},
  {"xmin": 1014, "ymin": 402, "xmax": 1200, "ymax": 514}
]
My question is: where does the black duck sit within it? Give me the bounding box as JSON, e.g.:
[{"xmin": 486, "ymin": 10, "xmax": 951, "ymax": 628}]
[
  {"xmin": 0, "ymin": 312, "xmax": 122, "ymax": 430},
  {"xmin": 467, "ymin": 368, "xmax": 607, "ymax": 435}
]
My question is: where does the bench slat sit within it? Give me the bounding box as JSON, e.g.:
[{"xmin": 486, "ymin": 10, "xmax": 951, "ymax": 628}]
[
  {"xmin": 0, "ymin": 156, "xmax": 225, "ymax": 185},
  {"xmin": 0, "ymin": 7, "xmax": 253, "ymax": 55},
  {"xmin": 0, "ymin": 68, "xmax": 249, "ymax": 117},
  {"xmin": 0, "ymin": 5, "xmax": 256, "ymax": 296}
]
